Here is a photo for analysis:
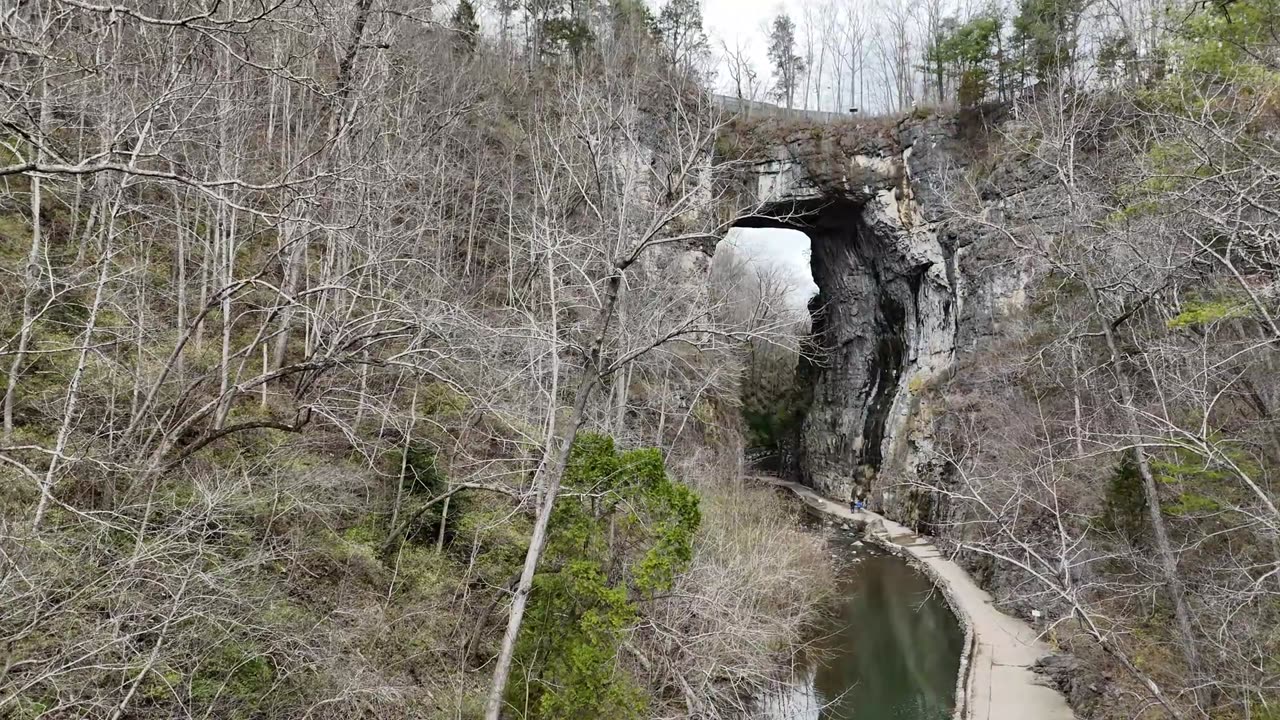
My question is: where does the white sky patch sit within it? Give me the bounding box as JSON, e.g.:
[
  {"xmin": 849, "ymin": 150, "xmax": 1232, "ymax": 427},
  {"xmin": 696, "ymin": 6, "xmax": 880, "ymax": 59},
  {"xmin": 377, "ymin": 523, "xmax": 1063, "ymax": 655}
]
[{"xmin": 723, "ymin": 227, "xmax": 818, "ymax": 307}]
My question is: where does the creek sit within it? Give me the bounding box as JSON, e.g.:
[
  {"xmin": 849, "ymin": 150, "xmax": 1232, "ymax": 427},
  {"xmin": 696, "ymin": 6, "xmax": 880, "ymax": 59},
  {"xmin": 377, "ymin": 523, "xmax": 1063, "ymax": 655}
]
[{"xmin": 763, "ymin": 523, "xmax": 964, "ymax": 720}]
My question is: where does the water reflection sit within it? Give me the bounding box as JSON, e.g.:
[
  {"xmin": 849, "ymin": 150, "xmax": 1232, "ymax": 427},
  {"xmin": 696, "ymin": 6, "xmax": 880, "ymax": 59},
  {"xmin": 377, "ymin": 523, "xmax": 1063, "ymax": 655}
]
[{"xmin": 763, "ymin": 533, "xmax": 963, "ymax": 720}]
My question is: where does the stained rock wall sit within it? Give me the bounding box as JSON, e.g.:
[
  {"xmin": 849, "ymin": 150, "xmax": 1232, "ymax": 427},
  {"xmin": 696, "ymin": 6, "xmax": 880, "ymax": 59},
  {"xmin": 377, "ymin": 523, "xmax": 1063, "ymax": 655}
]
[{"xmin": 725, "ymin": 112, "xmax": 1036, "ymax": 526}]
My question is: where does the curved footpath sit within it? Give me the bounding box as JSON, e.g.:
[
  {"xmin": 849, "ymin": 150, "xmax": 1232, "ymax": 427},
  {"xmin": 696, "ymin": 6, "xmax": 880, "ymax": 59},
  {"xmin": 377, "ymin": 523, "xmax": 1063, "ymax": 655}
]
[{"xmin": 760, "ymin": 477, "xmax": 1076, "ymax": 720}]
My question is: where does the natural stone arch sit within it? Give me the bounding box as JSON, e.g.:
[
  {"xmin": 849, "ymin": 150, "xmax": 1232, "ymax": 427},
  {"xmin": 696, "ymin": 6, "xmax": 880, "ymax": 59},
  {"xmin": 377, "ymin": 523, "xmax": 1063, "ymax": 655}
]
[{"xmin": 717, "ymin": 118, "xmax": 977, "ymax": 520}]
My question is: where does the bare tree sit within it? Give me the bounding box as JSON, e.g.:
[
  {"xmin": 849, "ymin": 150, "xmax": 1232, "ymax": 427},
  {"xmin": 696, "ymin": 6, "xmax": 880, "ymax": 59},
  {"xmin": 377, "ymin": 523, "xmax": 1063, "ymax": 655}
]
[
  {"xmin": 841, "ymin": 0, "xmax": 869, "ymax": 111},
  {"xmin": 925, "ymin": 73, "xmax": 1280, "ymax": 716},
  {"xmin": 874, "ymin": 0, "xmax": 920, "ymax": 112},
  {"xmin": 720, "ymin": 36, "xmax": 765, "ymax": 103},
  {"xmin": 479, "ymin": 64, "xmax": 786, "ymax": 716}
]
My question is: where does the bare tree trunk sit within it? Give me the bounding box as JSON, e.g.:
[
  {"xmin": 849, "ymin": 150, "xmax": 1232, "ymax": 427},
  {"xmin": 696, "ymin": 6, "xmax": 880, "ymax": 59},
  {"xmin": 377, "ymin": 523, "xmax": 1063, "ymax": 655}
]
[
  {"xmin": 484, "ymin": 260, "xmax": 632, "ymax": 718},
  {"xmin": 655, "ymin": 364, "xmax": 671, "ymax": 446},
  {"xmin": 483, "ymin": 369, "xmax": 598, "ymax": 720},
  {"xmin": 195, "ymin": 209, "xmax": 211, "ymax": 354},
  {"xmin": 3, "ymin": 69, "xmax": 48, "ymax": 442},
  {"xmin": 174, "ymin": 194, "xmax": 188, "ymax": 383},
  {"xmin": 216, "ymin": 202, "xmax": 235, "ymax": 428},
  {"xmin": 390, "ymin": 384, "xmax": 419, "ymax": 535},
  {"xmin": 536, "ymin": 245, "xmax": 560, "ymax": 502},
  {"xmin": 1071, "ymin": 345, "xmax": 1086, "ymax": 458},
  {"xmin": 271, "ymin": 223, "xmax": 303, "ymax": 369},
  {"xmin": 613, "ymin": 364, "xmax": 630, "ymax": 435},
  {"xmin": 463, "ymin": 175, "xmax": 481, "ymax": 277},
  {"xmin": 436, "ymin": 496, "xmax": 450, "ymax": 553},
  {"xmin": 33, "ymin": 200, "xmax": 113, "ymax": 530},
  {"xmin": 1098, "ymin": 301, "xmax": 1204, "ymax": 707}
]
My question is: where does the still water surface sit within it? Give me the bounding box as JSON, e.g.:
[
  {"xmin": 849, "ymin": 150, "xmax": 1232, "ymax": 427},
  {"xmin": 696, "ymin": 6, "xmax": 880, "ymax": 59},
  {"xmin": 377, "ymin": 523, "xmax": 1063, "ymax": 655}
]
[{"xmin": 764, "ymin": 531, "xmax": 963, "ymax": 720}]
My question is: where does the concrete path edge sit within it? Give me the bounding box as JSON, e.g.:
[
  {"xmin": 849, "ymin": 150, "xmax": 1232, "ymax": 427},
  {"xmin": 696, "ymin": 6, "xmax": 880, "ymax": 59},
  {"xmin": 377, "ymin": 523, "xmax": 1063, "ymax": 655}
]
[{"xmin": 755, "ymin": 476, "xmax": 1077, "ymax": 720}]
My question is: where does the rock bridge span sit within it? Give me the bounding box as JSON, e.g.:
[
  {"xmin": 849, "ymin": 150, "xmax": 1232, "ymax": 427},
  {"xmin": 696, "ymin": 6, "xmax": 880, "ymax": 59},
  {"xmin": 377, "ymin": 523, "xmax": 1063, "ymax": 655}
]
[{"xmin": 719, "ymin": 114, "xmax": 1033, "ymax": 525}]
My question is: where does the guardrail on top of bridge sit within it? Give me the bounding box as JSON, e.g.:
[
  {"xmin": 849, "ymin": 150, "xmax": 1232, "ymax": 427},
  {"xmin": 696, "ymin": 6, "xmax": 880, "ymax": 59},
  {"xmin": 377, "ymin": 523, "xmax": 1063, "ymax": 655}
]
[{"xmin": 711, "ymin": 93, "xmax": 852, "ymax": 124}]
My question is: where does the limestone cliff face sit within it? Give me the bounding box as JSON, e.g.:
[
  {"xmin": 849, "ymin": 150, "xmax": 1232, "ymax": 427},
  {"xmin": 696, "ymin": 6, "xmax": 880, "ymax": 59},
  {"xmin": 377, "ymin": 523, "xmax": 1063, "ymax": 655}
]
[{"xmin": 733, "ymin": 113, "xmax": 1034, "ymax": 525}]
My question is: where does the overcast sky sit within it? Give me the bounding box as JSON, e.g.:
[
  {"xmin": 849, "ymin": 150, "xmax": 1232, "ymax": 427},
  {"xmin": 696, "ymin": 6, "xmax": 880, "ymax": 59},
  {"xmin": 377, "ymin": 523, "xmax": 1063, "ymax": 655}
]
[
  {"xmin": 703, "ymin": 0, "xmax": 782, "ymax": 48},
  {"xmin": 723, "ymin": 227, "xmax": 819, "ymax": 307},
  {"xmin": 701, "ymin": 0, "xmax": 787, "ymax": 95}
]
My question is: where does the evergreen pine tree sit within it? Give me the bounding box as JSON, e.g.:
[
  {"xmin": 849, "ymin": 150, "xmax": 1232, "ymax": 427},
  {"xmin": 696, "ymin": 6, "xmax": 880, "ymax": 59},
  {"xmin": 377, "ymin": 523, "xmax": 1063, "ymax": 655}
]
[
  {"xmin": 766, "ymin": 12, "xmax": 805, "ymax": 110},
  {"xmin": 450, "ymin": 0, "xmax": 481, "ymax": 55}
]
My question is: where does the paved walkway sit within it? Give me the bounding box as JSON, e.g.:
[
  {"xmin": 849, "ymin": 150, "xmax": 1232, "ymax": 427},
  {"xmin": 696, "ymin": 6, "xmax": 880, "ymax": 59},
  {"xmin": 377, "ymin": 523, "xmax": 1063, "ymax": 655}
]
[{"xmin": 760, "ymin": 477, "xmax": 1076, "ymax": 720}]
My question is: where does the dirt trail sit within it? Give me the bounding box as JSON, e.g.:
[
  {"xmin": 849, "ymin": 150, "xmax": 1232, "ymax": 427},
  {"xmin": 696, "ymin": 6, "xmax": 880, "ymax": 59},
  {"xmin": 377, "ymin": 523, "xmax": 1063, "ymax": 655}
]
[{"xmin": 763, "ymin": 477, "xmax": 1077, "ymax": 720}]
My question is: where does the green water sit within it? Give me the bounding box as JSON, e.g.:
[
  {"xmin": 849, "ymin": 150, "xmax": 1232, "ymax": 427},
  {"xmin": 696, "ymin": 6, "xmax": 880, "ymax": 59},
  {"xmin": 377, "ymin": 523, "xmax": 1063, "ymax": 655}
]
[{"xmin": 765, "ymin": 531, "xmax": 964, "ymax": 720}]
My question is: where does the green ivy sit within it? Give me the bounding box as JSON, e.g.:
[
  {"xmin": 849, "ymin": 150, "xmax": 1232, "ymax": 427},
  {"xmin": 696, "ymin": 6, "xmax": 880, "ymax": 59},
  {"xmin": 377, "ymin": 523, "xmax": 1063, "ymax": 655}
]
[{"xmin": 1167, "ymin": 298, "xmax": 1252, "ymax": 329}]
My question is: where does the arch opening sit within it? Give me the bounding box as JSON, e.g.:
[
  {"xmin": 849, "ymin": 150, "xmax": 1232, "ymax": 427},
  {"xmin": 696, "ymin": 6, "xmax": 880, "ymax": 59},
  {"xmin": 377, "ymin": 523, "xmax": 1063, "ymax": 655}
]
[{"xmin": 721, "ymin": 196, "xmax": 950, "ymax": 505}]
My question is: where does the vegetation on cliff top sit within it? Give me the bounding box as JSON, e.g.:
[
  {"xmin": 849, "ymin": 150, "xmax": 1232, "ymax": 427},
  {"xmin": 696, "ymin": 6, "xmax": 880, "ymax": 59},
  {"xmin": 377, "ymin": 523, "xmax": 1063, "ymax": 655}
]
[{"xmin": 928, "ymin": 2, "xmax": 1280, "ymax": 718}]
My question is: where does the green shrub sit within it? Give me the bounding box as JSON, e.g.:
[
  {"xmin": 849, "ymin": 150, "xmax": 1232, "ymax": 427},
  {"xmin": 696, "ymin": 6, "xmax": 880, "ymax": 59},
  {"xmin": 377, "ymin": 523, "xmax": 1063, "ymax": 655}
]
[
  {"xmin": 506, "ymin": 433, "xmax": 700, "ymax": 720},
  {"xmin": 1101, "ymin": 455, "xmax": 1148, "ymax": 542}
]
